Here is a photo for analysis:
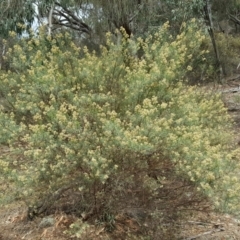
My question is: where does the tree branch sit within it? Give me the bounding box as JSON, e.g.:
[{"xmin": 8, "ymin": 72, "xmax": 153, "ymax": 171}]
[
  {"xmin": 52, "ymin": 2, "xmax": 91, "ymax": 34},
  {"xmin": 48, "ymin": 3, "xmax": 55, "ymax": 36},
  {"xmin": 229, "ymin": 14, "xmax": 240, "ymax": 26}
]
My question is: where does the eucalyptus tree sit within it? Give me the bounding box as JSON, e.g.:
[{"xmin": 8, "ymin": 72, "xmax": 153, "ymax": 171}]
[
  {"xmin": 0, "ymin": 0, "xmax": 162, "ymax": 38},
  {"xmin": 1, "ymin": 0, "xmax": 240, "ymax": 38},
  {"xmin": 0, "ymin": 0, "xmax": 35, "ymax": 37},
  {"xmin": 0, "ymin": 0, "xmax": 161, "ymax": 69}
]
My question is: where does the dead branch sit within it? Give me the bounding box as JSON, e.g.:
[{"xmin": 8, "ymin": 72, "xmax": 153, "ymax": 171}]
[
  {"xmin": 51, "ymin": 2, "xmax": 91, "ymax": 34},
  {"xmin": 221, "ymin": 87, "xmax": 240, "ymax": 93},
  {"xmin": 229, "ymin": 14, "xmax": 240, "ymax": 26},
  {"xmin": 187, "ymin": 221, "xmax": 224, "ymax": 227},
  {"xmin": 186, "ymin": 227, "xmax": 225, "ymax": 240},
  {"xmin": 27, "ymin": 182, "xmax": 78, "ymax": 220}
]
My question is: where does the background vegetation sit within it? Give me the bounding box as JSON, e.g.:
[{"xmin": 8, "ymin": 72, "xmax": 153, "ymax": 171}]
[{"xmin": 1, "ymin": 0, "xmax": 240, "ymax": 80}]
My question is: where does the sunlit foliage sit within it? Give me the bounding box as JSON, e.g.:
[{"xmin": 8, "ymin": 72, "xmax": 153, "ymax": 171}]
[{"xmin": 0, "ymin": 20, "xmax": 239, "ymax": 228}]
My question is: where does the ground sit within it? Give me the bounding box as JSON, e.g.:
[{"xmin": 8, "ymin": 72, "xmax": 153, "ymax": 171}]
[
  {"xmin": 1, "ymin": 203, "xmax": 240, "ymax": 239},
  {"xmin": 1, "ymin": 82, "xmax": 240, "ymax": 240}
]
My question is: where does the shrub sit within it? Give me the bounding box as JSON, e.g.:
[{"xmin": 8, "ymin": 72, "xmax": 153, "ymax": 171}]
[
  {"xmin": 0, "ymin": 20, "xmax": 239, "ymax": 238},
  {"xmin": 215, "ymin": 32, "xmax": 240, "ymax": 76}
]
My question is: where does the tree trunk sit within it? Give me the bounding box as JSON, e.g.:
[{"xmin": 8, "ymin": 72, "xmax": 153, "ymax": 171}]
[{"xmin": 203, "ymin": 0, "xmax": 224, "ymax": 82}]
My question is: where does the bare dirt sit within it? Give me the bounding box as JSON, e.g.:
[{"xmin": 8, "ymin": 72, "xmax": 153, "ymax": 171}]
[{"xmin": 1, "ymin": 82, "xmax": 240, "ymax": 240}]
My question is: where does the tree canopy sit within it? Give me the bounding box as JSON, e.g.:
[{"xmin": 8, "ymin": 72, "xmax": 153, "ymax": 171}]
[
  {"xmin": 1, "ymin": 0, "xmax": 240, "ymax": 37},
  {"xmin": 1, "ymin": 0, "xmax": 240, "ymax": 75}
]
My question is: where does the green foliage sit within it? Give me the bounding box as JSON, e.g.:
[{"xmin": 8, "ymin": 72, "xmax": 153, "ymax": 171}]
[
  {"xmin": 66, "ymin": 220, "xmax": 93, "ymax": 239},
  {"xmin": 0, "ymin": 0, "xmax": 34, "ymax": 37},
  {"xmin": 215, "ymin": 32, "xmax": 240, "ymax": 76},
  {"xmin": 0, "ymin": 20, "xmax": 240, "ymax": 233},
  {"xmin": 161, "ymin": 0, "xmax": 206, "ymax": 22}
]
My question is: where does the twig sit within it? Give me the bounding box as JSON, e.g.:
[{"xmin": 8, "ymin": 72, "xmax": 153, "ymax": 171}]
[
  {"xmin": 186, "ymin": 228, "xmax": 225, "ymax": 240},
  {"xmin": 224, "ymin": 74, "xmax": 240, "ymax": 82},
  {"xmin": 28, "ymin": 182, "xmax": 78, "ymax": 219},
  {"xmin": 187, "ymin": 220, "xmax": 223, "ymax": 226},
  {"xmin": 221, "ymin": 87, "xmax": 240, "ymax": 93}
]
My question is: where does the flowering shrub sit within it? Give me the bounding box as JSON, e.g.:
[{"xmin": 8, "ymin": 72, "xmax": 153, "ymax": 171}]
[{"xmin": 0, "ymin": 20, "xmax": 239, "ymax": 227}]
